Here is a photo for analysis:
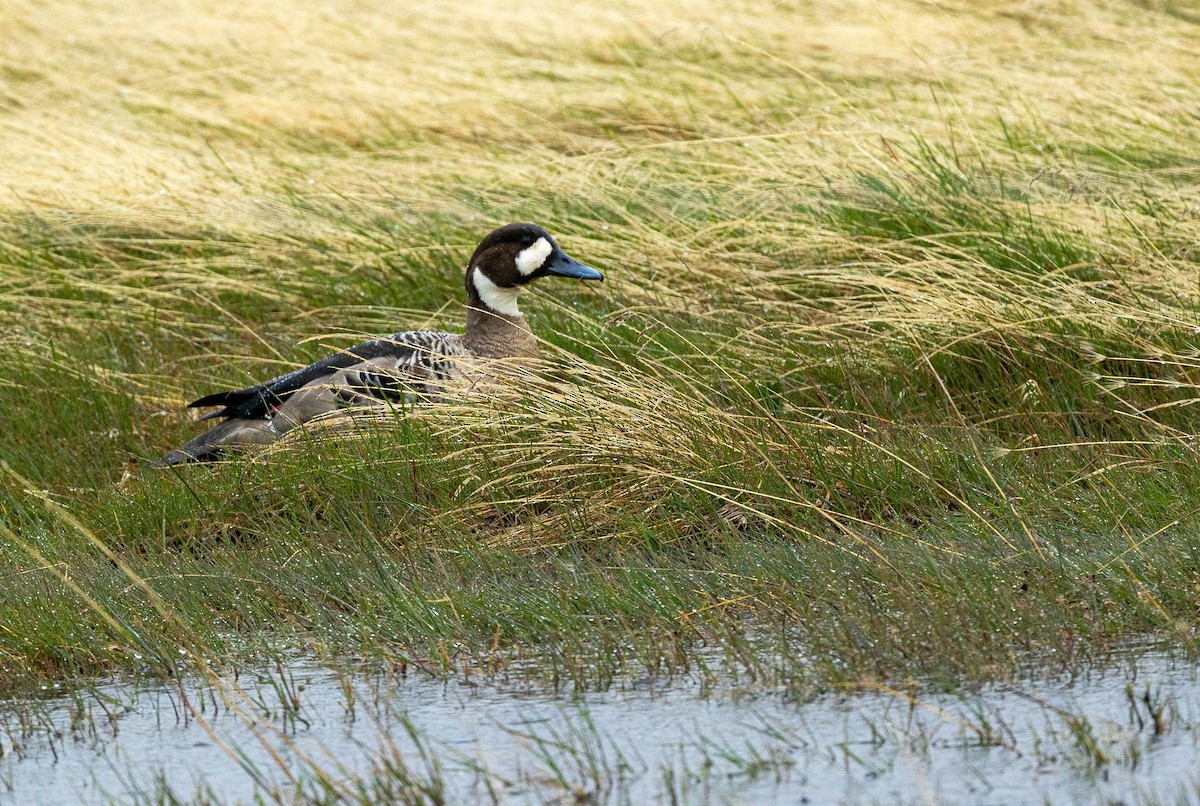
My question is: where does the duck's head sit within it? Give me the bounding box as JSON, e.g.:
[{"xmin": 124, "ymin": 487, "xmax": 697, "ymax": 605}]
[{"xmin": 466, "ymin": 223, "xmax": 603, "ymax": 317}]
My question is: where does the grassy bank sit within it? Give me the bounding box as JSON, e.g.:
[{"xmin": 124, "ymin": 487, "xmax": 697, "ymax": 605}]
[{"xmin": 2, "ymin": 0, "xmax": 1200, "ymax": 694}]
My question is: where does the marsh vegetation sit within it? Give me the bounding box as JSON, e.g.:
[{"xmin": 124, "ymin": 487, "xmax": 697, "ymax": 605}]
[{"xmin": 2, "ymin": 0, "xmax": 1200, "ymax": 800}]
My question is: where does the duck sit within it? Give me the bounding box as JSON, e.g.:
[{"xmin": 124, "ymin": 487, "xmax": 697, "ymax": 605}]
[{"xmin": 154, "ymin": 223, "xmax": 603, "ymax": 465}]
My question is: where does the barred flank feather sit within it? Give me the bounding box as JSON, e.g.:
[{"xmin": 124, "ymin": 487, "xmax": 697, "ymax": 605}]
[{"xmin": 152, "ymin": 332, "xmax": 470, "ymax": 465}]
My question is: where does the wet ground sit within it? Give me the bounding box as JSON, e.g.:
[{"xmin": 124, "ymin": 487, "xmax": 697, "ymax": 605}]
[{"xmin": 2, "ymin": 649, "xmax": 1199, "ymax": 804}]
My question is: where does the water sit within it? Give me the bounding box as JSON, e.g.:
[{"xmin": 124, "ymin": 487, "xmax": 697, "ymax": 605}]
[{"xmin": 2, "ymin": 651, "xmax": 1199, "ymax": 804}]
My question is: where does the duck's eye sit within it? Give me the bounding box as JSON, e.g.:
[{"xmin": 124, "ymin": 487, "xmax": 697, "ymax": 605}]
[{"xmin": 519, "ymin": 235, "xmax": 534, "ymax": 246}]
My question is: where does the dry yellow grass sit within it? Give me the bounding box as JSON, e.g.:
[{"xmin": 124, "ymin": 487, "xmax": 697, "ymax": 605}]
[
  {"xmin": 2, "ymin": 0, "xmax": 1198, "ymax": 466},
  {"xmin": 2, "ymin": 1, "xmax": 1195, "ymax": 217},
  {"xmin": 4, "ymin": 1, "xmax": 1197, "ymax": 350}
]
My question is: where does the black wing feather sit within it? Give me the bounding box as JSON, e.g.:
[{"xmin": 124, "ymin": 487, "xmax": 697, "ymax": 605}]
[{"xmin": 188, "ymin": 336, "xmax": 428, "ymax": 421}]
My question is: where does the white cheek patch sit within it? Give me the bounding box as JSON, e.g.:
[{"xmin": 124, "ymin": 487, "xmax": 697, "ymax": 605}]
[
  {"xmin": 515, "ymin": 237, "xmax": 552, "ymax": 276},
  {"xmin": 473, "ymin": 268, "xmax": 523, "ymax": 317}
]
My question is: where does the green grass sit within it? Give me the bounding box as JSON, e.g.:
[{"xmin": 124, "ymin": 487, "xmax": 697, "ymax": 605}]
[{"xmin": 2, "ymin": 0, "xmax": 1200, "ymax": 698}]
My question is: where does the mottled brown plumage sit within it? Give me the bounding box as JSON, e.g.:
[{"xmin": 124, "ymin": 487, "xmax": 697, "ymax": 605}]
[{"xmin": 154, "ymin": 224, "xmax": 602, "ymax": 465}]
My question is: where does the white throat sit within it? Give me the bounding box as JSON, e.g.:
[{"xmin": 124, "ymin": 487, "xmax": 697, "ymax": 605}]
[
  {"xmin": 472, "ymin": 268, "xmax": 523, "ymax": 317},
  {"xmin": 516, "ymin": 237, "xmax": 552, "ymax": 276}
]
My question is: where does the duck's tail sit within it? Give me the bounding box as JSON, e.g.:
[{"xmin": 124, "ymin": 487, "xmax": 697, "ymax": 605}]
[{"xmin": 149, "ymin": 418, "xmax": 279, "ymax": 467}]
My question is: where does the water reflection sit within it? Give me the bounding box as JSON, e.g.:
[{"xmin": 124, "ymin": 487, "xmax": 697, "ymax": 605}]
[{"xmin": 2, "ymin": 651, "xmax": 1198, "ymax": 804}]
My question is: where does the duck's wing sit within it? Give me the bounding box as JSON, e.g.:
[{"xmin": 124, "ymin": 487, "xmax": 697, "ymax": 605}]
[
  {"xmin": 154, "ymin": 331, "xmax": 463, "ymax": 466},
  {"xmin": 187, "ymin": 331, "xmax": 462, "ymax": 422}
]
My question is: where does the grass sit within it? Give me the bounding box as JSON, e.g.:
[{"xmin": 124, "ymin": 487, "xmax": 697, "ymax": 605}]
[{"xmin": 1, "ymin": 0, "xmax": 1200, "ymax": 702}]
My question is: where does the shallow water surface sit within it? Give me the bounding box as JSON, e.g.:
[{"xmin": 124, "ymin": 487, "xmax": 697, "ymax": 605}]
[{"xmin": 2, "ymin": 651, "xmax": 1200, "ymax": 804}]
